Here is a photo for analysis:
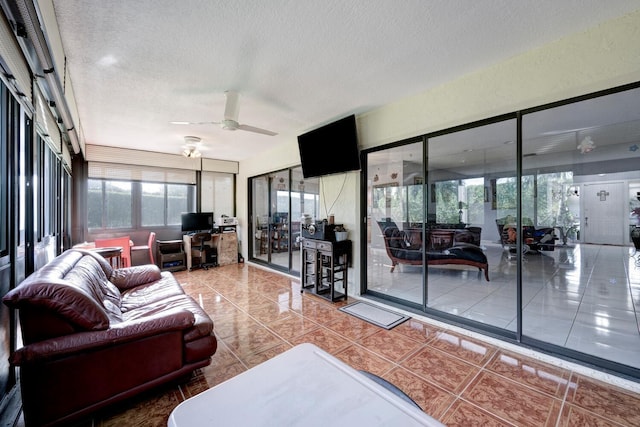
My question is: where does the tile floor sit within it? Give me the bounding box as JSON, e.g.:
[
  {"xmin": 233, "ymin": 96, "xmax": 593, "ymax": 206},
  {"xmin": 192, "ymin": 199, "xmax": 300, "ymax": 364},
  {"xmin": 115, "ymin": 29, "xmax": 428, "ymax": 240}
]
[
  {"xmin": 45, "ymin": 262, "xmax": 640, "ymax": 427},
  {"xmin": 368, "ymin": 242, "xmax": 640, "ymax": 369}
]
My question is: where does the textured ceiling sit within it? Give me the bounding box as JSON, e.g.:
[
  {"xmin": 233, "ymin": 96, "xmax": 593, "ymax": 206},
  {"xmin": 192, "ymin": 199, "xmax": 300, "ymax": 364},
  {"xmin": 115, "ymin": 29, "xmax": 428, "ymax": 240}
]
[{"xmin": 50, "ymin": 0, "xmax": 640, "ymax": 161}]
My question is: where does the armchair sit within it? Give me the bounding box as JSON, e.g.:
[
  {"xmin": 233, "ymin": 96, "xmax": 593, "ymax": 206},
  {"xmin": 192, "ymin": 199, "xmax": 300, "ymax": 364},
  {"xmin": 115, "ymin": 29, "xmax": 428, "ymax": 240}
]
[{"xmin": 496, "ymin": 216, "xmax": 557, "ymax": 259}]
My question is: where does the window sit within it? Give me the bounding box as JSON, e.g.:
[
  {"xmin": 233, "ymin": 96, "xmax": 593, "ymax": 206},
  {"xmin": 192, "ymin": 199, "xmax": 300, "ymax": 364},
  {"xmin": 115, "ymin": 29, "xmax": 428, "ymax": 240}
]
[
  {"xmin": 42, "ymin": 145, "xmax": 58, "ymax": 236},
  {"xmin": 0, "ymin": 85, "xmax": 7, "ymax": 256},
  {"xmin": 141, "ymin": 183, "xmax": 164, "ymax": 226},
  {"xmin": 433, "ymin": 178, "xmax": 486, "ymax": 225},
  {"xmin": 88, "ymin": 178, "xmax": 195, "ymax": 230},
  {"xmin": 201, "ymin": 172, "xmax": 234, "ymax": 218},
  {"xmin": 32, "ymin": 136, "xmax": 41, "ymax": 239},
  {"xmin": 434, "ymin": 180, "xmax": 460, "ymax": 224},
  {"xmin": 105, "ymin": 181, "xmax": 132, "ymax": 228},
  {"xmin": 533, "ymin": 171, "xmax": 575, "ymax": 227},
  {"xmin": 291, "ymin": 192, "xmax": 320, "ymax": 221},
  {"xmin": 87, "ymin": 179, "xmax": 104, "ymax": 229},
  {"xmin": 88, "ymin": 179, "xmax": 132, "ymax": 229},
  {"xmin": 462, "ymin": 178, "xmax": 485, "ymax": 225},
  {"xmin": 167, "ymin": 184, "xmax": 188, "ymax": 225},
  {"xmin": 276, "ymin": 190, "xmax": 289, "ymax": 213}
]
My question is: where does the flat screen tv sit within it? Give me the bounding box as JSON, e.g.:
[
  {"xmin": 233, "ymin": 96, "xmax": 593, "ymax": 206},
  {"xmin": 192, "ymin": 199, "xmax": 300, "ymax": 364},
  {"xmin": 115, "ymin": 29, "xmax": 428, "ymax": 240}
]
[
  {"xmin": 181, "ymin": 212, "xmax": 214, "ymax": 233},
  {"xmin": 297, "ymin": 114, "xmax": 360, "ymax": 178}
]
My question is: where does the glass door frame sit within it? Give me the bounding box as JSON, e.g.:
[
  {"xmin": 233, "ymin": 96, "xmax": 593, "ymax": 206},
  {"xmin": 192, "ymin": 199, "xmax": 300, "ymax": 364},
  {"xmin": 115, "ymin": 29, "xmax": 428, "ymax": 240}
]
[
  {"xmin": 361, "ymin": 119, "xmax": 520, "ymax": 342},
  {"xmin": 248, "ymin": 169, "xmax": 295, "ymax": 274}
]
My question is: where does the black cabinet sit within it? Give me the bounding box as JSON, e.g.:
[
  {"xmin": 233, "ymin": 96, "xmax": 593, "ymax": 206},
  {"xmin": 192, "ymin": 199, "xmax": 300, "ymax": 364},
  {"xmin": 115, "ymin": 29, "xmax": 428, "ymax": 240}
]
[
  {"xmin": 301, "ymin": 239, "xmax": 350, "ymax": 302},
  {"xmin": 157, "ymin": 240, "xmax": 186, "ymax": 272}
]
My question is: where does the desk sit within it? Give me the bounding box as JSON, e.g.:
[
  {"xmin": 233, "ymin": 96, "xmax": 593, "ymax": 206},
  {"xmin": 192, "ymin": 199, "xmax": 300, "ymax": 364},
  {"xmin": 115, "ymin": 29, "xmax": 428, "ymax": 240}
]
[
  {"xmin": 183, "ymin": 232, "xmax": 238, "ymax": 270},
  {"xmin": 183, "ymin": 234, "xmax": 214, "ymax": 271},
  {"xmin": 168, "ymin": 343, "xmax": 443, "ymax": 427}
]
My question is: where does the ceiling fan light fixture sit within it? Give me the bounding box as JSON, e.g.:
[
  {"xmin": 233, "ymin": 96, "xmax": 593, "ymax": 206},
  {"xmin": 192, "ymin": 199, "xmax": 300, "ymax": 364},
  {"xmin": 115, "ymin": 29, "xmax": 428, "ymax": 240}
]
[
  {"xmin": 182, "ymin": 136, "xmax": 202, "ymax": 158},
  {"xmin": 577, "ymin": 136, "xmax": 596, "ymax": 154},
  {"xmin": 182, "ymin": 147, "xmax": 201, "ymax": 158}
]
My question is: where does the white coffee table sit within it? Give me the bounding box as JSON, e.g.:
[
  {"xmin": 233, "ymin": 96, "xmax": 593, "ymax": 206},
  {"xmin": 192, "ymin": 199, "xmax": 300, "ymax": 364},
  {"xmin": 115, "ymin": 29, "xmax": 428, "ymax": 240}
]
[{"xmin": 168, "ymin": 343, "xmax": 444, "ymax": 427}]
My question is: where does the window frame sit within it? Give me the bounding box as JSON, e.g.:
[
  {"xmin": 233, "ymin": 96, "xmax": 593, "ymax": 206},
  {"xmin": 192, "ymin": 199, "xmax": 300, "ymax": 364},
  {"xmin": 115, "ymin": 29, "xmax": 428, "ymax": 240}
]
[{"xmin": 0, "ymin": 84, "xmax": 8, "ymax": 257}]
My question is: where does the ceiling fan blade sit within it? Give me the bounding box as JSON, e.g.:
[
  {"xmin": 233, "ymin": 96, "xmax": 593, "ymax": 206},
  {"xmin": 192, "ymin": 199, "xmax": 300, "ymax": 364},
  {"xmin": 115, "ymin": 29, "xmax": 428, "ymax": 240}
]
[
  {"xmin": 170, "ymin": 121, "xmax": 220, "ymax": 125},
  {"xmin": 237, "ymin": 124, "xmax": 278, "ymax": 136},
  {"xmin": 224, "ymin": 90, "xmax": 240, "ymax": 121}
]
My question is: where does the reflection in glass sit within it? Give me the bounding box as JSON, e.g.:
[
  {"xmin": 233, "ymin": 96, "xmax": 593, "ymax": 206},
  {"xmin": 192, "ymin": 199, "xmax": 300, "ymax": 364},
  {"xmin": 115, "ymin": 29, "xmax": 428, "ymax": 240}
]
[
  {"xmin": 428, "ymin": 119, "xmax": 517, "ymax": 330},
  {"xmin": 363, "ymin": 85, "xmax": 640, "ymax": 375},
  {"xmin": 366, "ymin": 141, "xmax": 424, "ymax": 305},
  {"xmin": 252, "ymin": 176, "xmax": 269, "ymax": 262},
  {"xmin": 522, "ymin": 86, "xmax": 640, "ymax": 369},
  {"xmin": 250, "ymin": 167, "xmax": 319, "ymax": 274},
  {"xmin": 270, "ymin": 169, "xmax": 290, "ymax": 269},
  {"xmin": 290, "ymin": 167, "xmax": 319, "ymax": 273}
]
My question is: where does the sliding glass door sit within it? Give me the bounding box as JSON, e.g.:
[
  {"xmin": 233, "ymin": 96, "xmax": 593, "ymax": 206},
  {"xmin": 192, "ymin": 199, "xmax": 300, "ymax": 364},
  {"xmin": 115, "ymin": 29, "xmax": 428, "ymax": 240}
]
[
  {"xmin": 426, "ymin": 119, "xmax": 517, "ymax": 330},
  {"xmin": 362, "ymin": 83, "xmax": 640, "ymax": 378},
  {"xmin": 366, "ymin": 140, "xmax": 425, "ymax": 306},
  {"xmin": 249, "ymin": 167, "xmax": 319, "ymax": 275},
  {"xmin": 521, "ymin": 86, "xmax": 640, "ymax": 371},
  {"xmin": 270, "ymin": 169, "xmax": 290, "ymax": 270}
]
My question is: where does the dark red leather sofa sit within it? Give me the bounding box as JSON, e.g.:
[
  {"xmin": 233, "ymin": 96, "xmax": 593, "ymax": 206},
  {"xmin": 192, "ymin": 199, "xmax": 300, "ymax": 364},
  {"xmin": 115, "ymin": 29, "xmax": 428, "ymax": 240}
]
[{"xmin": 3, "ymin": 249, "xmax": 217, "ymax": 427}]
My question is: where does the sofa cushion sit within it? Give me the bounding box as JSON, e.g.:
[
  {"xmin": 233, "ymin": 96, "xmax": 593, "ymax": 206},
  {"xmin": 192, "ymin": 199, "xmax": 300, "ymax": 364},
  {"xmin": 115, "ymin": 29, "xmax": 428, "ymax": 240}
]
[
  {"xmin": 64, "ymin": 256, "xmax": 123, "ymax": 321},
  {"xmin": 444, "ymin": 245, "xmax": 488, "ymax": 263},
  {"xmin": 119, "ymin": 272, "xmax": 185, "ymax": 312},
  {"xmin": 122, "ymin": 294, "xmax": 213, "ymax": 342},
  {"xmin": 110, "ymin": 265, "xmax": 163, "ymax": 290}
]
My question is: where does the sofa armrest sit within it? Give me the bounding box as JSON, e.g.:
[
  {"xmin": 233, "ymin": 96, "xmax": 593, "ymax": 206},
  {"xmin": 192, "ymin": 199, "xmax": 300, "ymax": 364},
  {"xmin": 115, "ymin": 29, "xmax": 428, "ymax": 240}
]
[
  {"xmin": 110, "ymin": 265, "xmax": 162, "ymax": 290},
  {"xmin": 11, "ymin": 308, "xmax": 195, "ymax": 365}
]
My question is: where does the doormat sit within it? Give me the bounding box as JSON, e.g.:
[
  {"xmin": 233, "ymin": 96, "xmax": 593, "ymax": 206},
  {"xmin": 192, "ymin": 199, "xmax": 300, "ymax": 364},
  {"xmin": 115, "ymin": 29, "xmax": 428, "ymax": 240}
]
[{"xmin": 338, "ymin": 301, "xmax": 410, "ymax": 330}]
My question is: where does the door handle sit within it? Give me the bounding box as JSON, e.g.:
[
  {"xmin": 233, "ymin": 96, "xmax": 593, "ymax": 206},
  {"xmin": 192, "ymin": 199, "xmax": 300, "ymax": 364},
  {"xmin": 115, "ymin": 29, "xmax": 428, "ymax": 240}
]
[{"xmin": 585, "ymin": 217, "xmax": 588, "ymax": 227}]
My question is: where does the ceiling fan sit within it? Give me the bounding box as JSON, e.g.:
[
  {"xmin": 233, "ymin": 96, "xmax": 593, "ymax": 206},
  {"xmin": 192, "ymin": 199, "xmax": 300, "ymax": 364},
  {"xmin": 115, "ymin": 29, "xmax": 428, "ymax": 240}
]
[{"xmin": 171, "ymin": 90, "xmax": 277, "ymax": 136}]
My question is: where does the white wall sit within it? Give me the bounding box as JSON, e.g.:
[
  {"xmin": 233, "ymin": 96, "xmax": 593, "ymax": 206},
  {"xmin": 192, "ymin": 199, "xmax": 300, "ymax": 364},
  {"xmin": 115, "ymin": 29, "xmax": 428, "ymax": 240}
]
[{"xmin": 237, "ymin": 10, "xmax": 640, "ymax": 293}]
